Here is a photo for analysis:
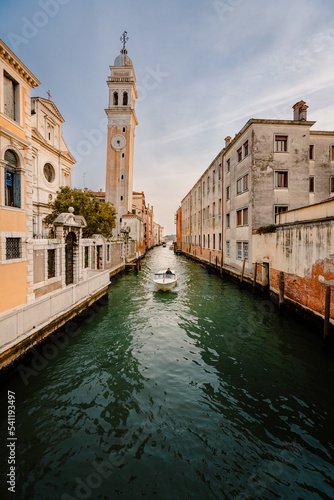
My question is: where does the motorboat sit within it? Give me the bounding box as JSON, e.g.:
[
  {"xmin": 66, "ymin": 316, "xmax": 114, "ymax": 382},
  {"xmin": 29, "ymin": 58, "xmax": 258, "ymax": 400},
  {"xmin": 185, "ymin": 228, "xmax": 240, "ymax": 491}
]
[
  {"xmin": 162, "ymin": 243, "xmax": 166, "ymax": 247},
  {"xmin": 153, "ymin": 270, "xmax": 177, "ymax": 291}
]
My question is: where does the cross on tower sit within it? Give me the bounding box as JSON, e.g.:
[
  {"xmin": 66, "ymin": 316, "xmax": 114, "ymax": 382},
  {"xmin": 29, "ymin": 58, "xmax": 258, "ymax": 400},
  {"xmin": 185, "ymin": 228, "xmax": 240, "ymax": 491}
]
[
  {"xmin": 120, "ymin": 31, "xmax": 129, "ymax": 49},
  {"xmin": 46, "ymin": 89, "xmax": 52, "ymax": 100}
]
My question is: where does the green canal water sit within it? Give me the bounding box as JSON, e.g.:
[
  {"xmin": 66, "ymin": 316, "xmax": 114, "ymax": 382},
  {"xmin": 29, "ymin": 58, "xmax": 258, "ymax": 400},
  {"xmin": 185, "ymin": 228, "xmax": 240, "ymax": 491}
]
[{"xmin": 1, "ymin": 247, "xmax": 334, "ymax": 499}]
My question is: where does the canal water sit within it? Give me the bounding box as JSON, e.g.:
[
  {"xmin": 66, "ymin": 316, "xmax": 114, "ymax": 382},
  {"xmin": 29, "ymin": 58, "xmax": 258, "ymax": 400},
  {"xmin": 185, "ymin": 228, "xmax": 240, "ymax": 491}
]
[{"xmin": 1, "ymin": 246, "xmax": 334, "ymax": 499}]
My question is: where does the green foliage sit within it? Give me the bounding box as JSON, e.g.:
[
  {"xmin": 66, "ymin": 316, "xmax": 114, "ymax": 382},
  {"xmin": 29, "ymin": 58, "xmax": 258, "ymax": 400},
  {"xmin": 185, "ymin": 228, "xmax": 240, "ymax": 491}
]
[
  {"xmin": 256, "ymin": 224, "xmax": 276, "ymax": 235},
  {"xmin": 44, "ymin": 187, "xmax": 116, "ymax": 239}
]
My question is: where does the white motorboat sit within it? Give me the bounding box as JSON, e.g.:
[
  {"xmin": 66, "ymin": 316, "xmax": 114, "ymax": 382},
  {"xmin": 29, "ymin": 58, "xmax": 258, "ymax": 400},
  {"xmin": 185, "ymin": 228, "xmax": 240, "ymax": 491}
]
[{"xmin": 153, "ymin": 270, "xmax": 178, "ymax": 291}]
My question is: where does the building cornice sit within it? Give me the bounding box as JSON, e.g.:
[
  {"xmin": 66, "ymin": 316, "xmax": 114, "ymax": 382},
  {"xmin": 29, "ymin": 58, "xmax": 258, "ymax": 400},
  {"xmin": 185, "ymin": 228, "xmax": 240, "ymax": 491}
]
[
  {"xmin": 32, "ymin": 97, "xmax": 65, "ymax": 123},
  {"xmin": 0, "ymin": 39, "xmax": 40, "ymax": 88},
  {"xmin": 0, "ymin": 125, "xmax": 30, "ymax": 148},
  {"xmin": 223, "ymin": 119, "xmax": 316, "ymax": 156},
  {"xmin": 309, "ymin": 130, "xmax": 334, "ymax": 136}
]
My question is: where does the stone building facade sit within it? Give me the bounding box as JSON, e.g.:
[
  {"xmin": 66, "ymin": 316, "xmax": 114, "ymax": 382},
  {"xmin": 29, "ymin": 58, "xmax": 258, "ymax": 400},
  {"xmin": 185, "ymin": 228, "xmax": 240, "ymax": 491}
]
[
  {"xmin": 178, "ymin": 101, "xmax": 334, "ymax": 276},
  {"xmin": 31, "ymin": 97, "xmax": 75, "ymax": 237},
  {"xmin": 0, "ymin": 39, "xmax": 40, "ymax": 313}
]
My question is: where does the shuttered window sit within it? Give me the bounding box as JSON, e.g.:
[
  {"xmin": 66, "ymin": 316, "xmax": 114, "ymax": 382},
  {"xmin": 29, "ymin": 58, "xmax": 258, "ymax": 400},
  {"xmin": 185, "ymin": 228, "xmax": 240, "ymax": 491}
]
[
  {"xmin": 4, "ymin": 74, "xmax": 17, "ymax": 121},
  {"xmin": 4, "ymin": 150, "xmax": 20, "ymax": 208}
]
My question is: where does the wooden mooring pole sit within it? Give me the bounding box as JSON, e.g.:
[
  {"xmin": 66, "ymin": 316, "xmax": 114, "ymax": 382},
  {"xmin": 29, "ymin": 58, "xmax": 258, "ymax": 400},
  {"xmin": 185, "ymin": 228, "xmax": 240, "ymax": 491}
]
[
  {"xmin": 253, "ymin": 262, "xmax": 257, "ymax": 294},
  {"xmin": 279, "ymin": 271, "xmax": 285, "ymax": 309},
  {"xmin": 240, "ymin": 259, "xmax": 246, "ymax": 285},
  {"xmin": 324, "ymin": 285, "xmax": 331, "ymax": 340}
]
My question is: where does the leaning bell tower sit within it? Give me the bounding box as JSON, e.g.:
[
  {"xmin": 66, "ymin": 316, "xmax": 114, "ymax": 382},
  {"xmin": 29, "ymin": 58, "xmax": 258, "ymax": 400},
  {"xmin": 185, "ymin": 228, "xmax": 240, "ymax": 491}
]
[{"xmin": 105, "ymin": 31, "xmax": 138, "ymax": 236}]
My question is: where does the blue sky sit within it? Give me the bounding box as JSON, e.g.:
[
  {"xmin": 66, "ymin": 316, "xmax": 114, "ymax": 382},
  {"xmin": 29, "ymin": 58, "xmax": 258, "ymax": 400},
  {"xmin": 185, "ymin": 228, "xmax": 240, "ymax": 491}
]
[{"xmin": 1, "ymin": 0, "xmax": 334, "ymax": 234}]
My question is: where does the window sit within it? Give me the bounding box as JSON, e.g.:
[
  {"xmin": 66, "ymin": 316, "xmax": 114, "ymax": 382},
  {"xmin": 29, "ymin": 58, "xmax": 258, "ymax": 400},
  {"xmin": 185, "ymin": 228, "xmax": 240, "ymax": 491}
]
[
  {"xmin": 107, "ymin": 244, "xmax": 110, "ymax": 261},
  {"xmin": 120, "ymin": 196, "xmax": 123, "ymax": 201},
  {"xmin": 122, "ymin": 127, "xmax": 126, "ymax": 132},
  {"xmin": 226, "ymin": 213, "xmax": 230, "ymax": 228},
  {"xmin": 236, "ymin": 242, "xmax": 242, "ymax": 260},
  {"xmin": 6, "ymin": 238, "xmax": 20, "ymax": 260},
  {"xmin": 236, "ymin": 241, "xmax": 248, "ymax": 260},
  {"xmin": 113, "ymin": 92, "xmax": 118, "ymax": 105},
  {"xmin": 219, "ymin": 233, "xmax": 222, "ymax": 250},
  {"xmin": 331, "ymin": 146, "xmax": 334, "ymax": 161},
  {"xmin": 330, "ymin": 177, "xmax": 334, "ymax": 193},
  {"xmin": 4, "ymin": 73, "xmax": 19, "ymax": 122},
  {"xmin": 236, "ymin": 174, "xmax": 249, "ymax": 195},
  {"xmin": 309, "ymin": 145, "xmax": 314, "ymax": 160},
  {"xmin": 208, "ymin": 234, "xmax": 210, "ymax": 248},
  {"xmin": 213, "ymin": 234, "xmax": 216, "ymax": 250},
  {"xmin": 243, "ymin": 141, "xmax": 248, "ymax": 157},
  {"xmin": 309, "ymin": 177, "xmax": 314, "ymax": 193},
  {"xmin": 226, "ymin": 186, "xmax": 230, "ymax": 200},
  {"xmin": 4, "ymin": 150, "xmax": 20, "ymax": 208},
  {"xmin": 207, "ymin": 176, "xmax": 210, "ymax": 191},
  {"xmin": 48, "ymin": 249, "xmax": 56, "ymax": 278},
  {"xmin": 219, "ymin": 199, "xmax": 222, "ymax": 215},
  {"xmin": 236, "ymin": 207, "xmax": 249, "ymax": 226},
  {"xmin": 44, "ymin": 163, "xmax": 55, "ymax": 183},
  {"xmin": 219, "ymin": 164, "xmax": 222, "ymax": 180},
  {"xmin": 123, "ymin": 92, "xmax": 128, "ymax": 105},
  {"xmin": 243, "ymin": 242, "xmax": 249, "ymax": 261},
  {"xmin": 213, "ymin": 170, "xmax": 215, "ymax": 186},
  {"xmin": 275, "ymin": 171, "xmax": 288, "ymax": 188},
  {"xmin": 212, "ymin": 202, "xmax": 215, "ymax": 217},
  {"xmin": 275, "ymin": 135, "xmax": 288, "ymax": 152},
  {"xmin": 226, "ymin": 158, "xmax": 230, "ymax": 172},
  {"xmin": 226, "ymin": 240, "xmax": 230, "ymax": 257},
  {"xmin": 275, "ymin": 205, "xmax": 289, "ymax": 218},
  {"xmin": 203, "ymin": 182, "xmax": 205, "ymax": 194},
  {"xmin": 237, "ymin": 147, "xmax": 242, "ymax": 162},
  {"xmin": 203, "ymin": 235, "xmax": 205, "ymax": 248}
]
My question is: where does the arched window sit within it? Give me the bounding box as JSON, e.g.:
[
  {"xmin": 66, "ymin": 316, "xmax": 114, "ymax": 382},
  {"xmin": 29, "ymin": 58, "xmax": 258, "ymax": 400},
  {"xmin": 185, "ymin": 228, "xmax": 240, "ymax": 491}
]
[
  {"xmin": 123, "ymin": 92, "xmax": 128, "ymax": 105},
  {"xmin": 4, "ymin": 149, "xmax": 20, "ymax": 207},
  {"xmin": 113, "ymin": 92, "xmax": 118, "ymax": 105}
]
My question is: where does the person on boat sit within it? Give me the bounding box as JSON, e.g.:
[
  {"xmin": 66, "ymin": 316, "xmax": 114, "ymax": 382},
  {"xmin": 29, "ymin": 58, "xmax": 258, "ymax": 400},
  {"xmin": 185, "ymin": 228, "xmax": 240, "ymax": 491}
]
[{"xmin": 166, "ymin": 268, "xmax": 173, "ymax": 275}]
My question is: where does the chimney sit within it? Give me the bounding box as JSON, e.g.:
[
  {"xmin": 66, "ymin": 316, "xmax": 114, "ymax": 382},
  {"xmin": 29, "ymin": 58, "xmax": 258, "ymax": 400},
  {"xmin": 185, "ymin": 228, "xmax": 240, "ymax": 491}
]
[
  {"xmin": 225, "ymin": 136, "xmax": 231, "ymax": 147},
  {"xmin": 292, "ymin": 100, "xmax": 308, "ymax": 121}
]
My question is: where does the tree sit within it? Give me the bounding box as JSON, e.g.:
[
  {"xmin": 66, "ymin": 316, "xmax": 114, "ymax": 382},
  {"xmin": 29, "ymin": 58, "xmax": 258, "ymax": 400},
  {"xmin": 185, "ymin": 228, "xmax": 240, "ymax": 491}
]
[{"xmin": 44, "ymin": 187, "xmax": 116, "ymax": 239}]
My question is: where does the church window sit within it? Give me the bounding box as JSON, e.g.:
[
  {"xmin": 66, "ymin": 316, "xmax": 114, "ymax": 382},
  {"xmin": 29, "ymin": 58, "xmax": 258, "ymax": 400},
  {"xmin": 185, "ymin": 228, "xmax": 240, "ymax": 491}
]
[
  {"xmin": 121, "ymin": 174, "xmax": 124, "ymax": 180},
  {"xmin": 121, "ymin": 196, "xmax": 123, "ymax": 200},
  {"xmin": 122, "ymin": 127, "xmax": 126, "ymax": 132},
  {"xmin": 113, "ymin": 92, "xmax": 118, "ymax": 105},
  {"xmin": 123, "ymin": 92, "xmax": 128, "ymax": 105},
  {"xmin": 44, "ymin": 163, "xmax": 55, "ymax": 183},
  {"xmin": 122, "ymin": 153, "xmax": 125, "ymax": 158},
  {"xmin": 4, "ymin": 149, "xmax": 20, "ymax": 207}
]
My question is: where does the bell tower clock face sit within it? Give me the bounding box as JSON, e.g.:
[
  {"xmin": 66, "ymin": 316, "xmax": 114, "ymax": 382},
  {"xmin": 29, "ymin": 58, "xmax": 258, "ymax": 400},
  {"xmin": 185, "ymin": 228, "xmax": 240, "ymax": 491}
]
[{"xmin": 111, "ymin": 134, "xmax": 126, "ymax": 150}]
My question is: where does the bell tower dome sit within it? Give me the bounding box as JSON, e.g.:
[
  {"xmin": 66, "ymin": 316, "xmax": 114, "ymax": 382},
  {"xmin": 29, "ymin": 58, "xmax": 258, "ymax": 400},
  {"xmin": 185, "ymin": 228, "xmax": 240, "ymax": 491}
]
[{"xmin": 105, "ymin": 32, "xmax": 138, "ymax": 237}]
